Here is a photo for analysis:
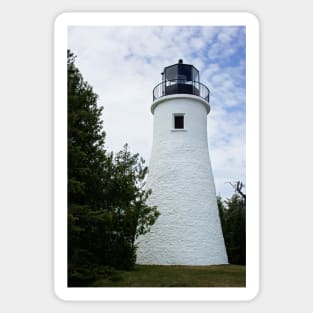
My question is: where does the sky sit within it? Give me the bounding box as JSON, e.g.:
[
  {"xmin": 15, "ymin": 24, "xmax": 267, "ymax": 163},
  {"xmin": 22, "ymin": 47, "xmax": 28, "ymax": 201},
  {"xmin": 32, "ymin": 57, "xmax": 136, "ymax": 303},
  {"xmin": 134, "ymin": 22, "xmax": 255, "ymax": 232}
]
[{"xmin": 68, "ymin": 26, "xmax": 246, "ymax": 199}]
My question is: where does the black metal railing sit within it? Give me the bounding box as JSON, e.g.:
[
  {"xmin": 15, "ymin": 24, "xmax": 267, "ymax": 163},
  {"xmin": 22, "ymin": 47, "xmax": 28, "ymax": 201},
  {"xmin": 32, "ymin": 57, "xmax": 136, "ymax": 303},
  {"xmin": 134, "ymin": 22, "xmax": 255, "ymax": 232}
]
[{"xmin": 153, "ymin": 79, "xmax": 210, "ymax": 102}]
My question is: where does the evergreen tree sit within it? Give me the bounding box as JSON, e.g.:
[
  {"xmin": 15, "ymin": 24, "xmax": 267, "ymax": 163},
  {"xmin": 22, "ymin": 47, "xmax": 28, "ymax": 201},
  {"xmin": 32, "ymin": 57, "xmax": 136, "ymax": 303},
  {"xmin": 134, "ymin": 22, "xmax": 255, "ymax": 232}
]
[
  {"xmin": 67, "ymin": 50, "xmax": 159, "ymax": 285},
  {"xmin": 217, "ymin": 189, "xmax": 246, "ymax": 265},
  {"xmin": 68, "ymin": 49, "xmax": 107, "ymax": 273}
]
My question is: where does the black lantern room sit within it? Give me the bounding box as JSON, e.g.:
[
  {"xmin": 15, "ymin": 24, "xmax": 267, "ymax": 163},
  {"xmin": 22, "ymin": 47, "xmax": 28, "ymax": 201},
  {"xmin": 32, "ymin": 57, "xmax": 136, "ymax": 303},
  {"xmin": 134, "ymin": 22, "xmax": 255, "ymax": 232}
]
[{"xmin": 153, "ymin": 59, "xmax": 209, "ymax": 102}]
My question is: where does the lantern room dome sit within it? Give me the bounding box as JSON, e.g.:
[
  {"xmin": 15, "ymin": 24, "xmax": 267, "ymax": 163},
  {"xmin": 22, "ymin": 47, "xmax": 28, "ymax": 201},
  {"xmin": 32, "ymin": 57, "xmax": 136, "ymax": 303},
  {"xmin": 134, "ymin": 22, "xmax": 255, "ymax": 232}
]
[{"xmin": 153, "ymin": 59, "xmax": 210, "ymax": 103}]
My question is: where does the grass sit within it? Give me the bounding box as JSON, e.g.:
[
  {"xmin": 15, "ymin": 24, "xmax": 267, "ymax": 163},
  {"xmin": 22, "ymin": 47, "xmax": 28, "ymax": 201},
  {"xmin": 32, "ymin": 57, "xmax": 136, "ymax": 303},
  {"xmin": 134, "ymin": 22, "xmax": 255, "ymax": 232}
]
[{"xmin": 91, "ymin": 264, "xmax": 245, "ymax": 287}]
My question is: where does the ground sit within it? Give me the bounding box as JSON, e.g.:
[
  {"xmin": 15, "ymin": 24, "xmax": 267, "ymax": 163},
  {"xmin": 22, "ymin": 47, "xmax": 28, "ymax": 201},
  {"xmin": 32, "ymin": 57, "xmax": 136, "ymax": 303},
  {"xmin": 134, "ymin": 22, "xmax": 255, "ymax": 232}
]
[{"xmin": 91, "ymin": 264, "xmax": 246, "ymax": 287}]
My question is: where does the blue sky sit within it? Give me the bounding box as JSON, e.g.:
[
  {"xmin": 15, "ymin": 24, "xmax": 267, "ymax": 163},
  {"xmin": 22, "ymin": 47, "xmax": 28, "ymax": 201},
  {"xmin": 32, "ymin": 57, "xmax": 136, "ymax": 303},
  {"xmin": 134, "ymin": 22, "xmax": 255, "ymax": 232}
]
[{"xmin": 68, "ymin": 26, "xmax": 246, "ymax": 199}]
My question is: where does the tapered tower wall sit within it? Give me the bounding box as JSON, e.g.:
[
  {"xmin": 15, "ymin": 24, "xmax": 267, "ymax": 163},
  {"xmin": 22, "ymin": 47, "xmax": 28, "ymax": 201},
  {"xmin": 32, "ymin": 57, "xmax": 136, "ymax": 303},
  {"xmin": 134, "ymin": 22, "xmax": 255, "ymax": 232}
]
[{"xmin": 136, "ymin": 94, "xmax": 228, "ymax": 265}]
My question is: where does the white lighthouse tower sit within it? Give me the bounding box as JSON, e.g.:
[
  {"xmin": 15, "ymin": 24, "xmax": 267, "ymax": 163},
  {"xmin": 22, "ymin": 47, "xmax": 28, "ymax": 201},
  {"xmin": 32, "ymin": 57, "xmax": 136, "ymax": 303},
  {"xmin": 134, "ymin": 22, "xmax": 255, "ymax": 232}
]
[{"xmin": 136, "ymin": 60, "xmax": 228, "ymax": 265}]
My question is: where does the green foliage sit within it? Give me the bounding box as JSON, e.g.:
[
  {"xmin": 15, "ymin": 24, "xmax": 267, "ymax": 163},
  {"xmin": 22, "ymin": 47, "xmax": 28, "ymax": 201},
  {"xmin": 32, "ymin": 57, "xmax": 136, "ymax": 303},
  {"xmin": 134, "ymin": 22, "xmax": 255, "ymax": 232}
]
[
  {"xmin": 67, "ymin": 50, "xmax": 159, "ymax": 286},
  {"xmin": 218, "ymin": 193, "xmax": 246, "ymax": 265}
]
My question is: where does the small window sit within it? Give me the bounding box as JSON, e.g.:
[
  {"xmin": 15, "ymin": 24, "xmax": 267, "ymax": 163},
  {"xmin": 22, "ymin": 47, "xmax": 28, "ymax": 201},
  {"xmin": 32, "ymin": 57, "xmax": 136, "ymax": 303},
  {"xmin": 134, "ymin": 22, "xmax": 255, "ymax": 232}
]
[{"xmin": 174, "ymin": 114, "xmax": 184, "ymax": 129}]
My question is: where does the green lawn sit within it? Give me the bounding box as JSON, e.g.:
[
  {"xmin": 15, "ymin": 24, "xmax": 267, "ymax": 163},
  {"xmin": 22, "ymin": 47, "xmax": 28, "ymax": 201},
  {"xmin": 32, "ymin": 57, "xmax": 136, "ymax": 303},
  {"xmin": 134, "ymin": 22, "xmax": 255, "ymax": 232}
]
[{"xmin": 91, "ymin": 264, "xmax": 245, "ymax": 287}]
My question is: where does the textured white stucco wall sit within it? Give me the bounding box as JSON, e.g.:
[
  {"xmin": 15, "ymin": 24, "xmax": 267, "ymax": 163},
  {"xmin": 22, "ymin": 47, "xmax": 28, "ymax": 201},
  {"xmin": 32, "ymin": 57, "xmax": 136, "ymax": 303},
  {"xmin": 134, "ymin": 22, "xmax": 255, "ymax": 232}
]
[{"xmin": 136, "ymin": 95, "xmax": 228, "ymax": 265}]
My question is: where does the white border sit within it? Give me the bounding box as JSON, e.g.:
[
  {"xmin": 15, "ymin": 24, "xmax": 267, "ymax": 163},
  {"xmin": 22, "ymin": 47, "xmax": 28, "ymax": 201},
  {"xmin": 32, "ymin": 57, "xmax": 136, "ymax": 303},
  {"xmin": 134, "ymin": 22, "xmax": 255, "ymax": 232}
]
[{"xmin": 54, "ymin": 12, "xmax": 259, "ymax": 301}]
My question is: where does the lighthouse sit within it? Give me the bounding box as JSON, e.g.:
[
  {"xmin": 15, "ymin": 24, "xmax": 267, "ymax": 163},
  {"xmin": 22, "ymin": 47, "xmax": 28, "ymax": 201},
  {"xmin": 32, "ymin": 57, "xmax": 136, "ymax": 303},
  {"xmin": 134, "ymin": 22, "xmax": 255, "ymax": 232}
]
[{"xmin": 136, "ymin": 60, "xmax": 228, "ymax": 265}]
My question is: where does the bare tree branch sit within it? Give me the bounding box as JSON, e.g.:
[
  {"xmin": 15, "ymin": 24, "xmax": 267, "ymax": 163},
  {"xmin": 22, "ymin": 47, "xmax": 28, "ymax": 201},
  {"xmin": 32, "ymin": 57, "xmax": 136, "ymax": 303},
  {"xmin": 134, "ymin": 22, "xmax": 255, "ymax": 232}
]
[{"xmin": 226, "ymin": 181, "xmax": 246, "ymax": 202}]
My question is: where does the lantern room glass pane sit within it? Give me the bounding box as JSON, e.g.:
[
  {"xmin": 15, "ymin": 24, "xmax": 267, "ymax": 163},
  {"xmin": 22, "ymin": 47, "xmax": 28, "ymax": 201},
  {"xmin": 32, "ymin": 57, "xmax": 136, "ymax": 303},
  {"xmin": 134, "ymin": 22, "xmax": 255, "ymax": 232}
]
[
  {"xmin": 164, "ymin": 64, "xmax": 199, "ymax": 82},
  {"xmin": 165, "ymin": 65, "xmax": 178, "ymax": 81}
]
